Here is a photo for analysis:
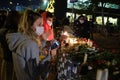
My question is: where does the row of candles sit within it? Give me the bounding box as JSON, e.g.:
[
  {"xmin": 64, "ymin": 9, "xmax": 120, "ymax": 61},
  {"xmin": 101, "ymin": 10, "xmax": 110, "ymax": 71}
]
[{"xmin": 61, "ymin": 31, "xmax": 93, "ymax": 47}]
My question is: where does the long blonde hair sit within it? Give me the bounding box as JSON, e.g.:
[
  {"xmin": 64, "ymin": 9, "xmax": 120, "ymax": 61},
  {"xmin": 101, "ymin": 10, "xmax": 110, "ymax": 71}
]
[{"xmin": 18, "ymin": 9, "xmax": 42, "ymax": 45}]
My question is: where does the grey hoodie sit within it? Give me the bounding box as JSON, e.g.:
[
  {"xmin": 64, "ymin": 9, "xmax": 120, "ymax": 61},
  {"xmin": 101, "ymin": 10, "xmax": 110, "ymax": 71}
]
[{"xmin": 6, "ymin": 33, "xmax": 40, "ymax": 80}]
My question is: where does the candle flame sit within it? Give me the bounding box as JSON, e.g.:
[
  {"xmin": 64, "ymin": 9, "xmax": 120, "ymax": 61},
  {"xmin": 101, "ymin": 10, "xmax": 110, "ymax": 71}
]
[{"xmin": 63, "ymin": 31, "xmax": 69, "ymax": 36}]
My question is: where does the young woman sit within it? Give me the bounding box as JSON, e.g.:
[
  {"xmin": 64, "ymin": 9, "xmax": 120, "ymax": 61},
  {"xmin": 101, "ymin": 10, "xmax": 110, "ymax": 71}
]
[{"xmin": 6, "ymin": 9, "xmax": 44, "ymax": 80}]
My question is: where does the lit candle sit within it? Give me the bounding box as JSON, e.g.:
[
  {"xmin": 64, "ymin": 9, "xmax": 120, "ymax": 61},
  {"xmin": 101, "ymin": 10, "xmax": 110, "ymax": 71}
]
[
  {"xmin": 87, "ymin": 39, "xmax": 93, "ymax": 47},
  {"xmin": 69, "ymin": 38, "xmax": 74, "ymax": 46},
  {"xmin": 63, "ymin": 31, "xmax": 69, "ymax": 36}
]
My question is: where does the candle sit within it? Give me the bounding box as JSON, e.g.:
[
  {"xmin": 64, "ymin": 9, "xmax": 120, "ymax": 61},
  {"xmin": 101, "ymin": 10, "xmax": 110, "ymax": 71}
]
[
  {"xmin": 89, "ymin": 42, "xmax": 93, "ymax": 47},
  {"xmin": 87, "ymin": 39, "xmax": 93, "ymax": 47},
  {"xmin": 63, "ymin": 31, "xmax": 69, "ymax": 36},
  {"xmin": 83, "ymin": 53, "xmax": 88, "ymax": 64}
]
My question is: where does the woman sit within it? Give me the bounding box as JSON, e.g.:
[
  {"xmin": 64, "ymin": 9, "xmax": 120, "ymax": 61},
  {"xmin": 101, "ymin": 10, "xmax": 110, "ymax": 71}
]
[{"xmin": 6, "ymin": 9, "xmax": 44, "ymax": 80}]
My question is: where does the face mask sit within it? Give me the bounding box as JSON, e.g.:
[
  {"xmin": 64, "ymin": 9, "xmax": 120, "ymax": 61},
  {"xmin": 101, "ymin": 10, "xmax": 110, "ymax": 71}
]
[
  {"xmin": 35, "ymin": 26, "xmax": 44, "ymax": 36},
  {"xmin": 79, "ymin": 20, "xmax": 84, "ymax": 24},
  {"xmin": 47, "ymin": 20, "xmax": 52, "ymax": 26}
]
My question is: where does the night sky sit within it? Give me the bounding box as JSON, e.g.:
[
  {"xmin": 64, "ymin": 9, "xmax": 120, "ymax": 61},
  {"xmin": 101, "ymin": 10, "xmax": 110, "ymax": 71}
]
[{"xmin": 0, "ymin": 0, "xmax": 40, "ymax": 8}]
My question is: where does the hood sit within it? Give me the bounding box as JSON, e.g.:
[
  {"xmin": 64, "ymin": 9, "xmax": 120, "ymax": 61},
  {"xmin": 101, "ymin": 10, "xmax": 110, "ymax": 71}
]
[
  {"xmin": 42, "ymin": 12, "xmax": 54, "ymax": 41},
  {"xmin": 42, "ymin": 11, "xmax": 47, "ymax": 23},
  {"xmin": 42, "ymin": 12, "xmax": 50, "ymax": 33},
  {"xmin": 6, "ymin": 33, "xmax": 29, "ymax": 52}
]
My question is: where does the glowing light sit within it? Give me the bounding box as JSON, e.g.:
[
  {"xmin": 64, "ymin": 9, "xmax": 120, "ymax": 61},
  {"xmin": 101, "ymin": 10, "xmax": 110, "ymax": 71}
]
[
  {"xmin": 9, "ymin": 1, "xmax": 13, "ymax": 5},
  {"xmin": 96, "ymin": 16, "xmax": 117, "ymax": 25},
  {"xmin": 63, "ymin": 31, "xmax": 69, "ymax": 36},
  {"xmin": 44, "ymin": 0, "xmax": 48, "ymax": 4}
]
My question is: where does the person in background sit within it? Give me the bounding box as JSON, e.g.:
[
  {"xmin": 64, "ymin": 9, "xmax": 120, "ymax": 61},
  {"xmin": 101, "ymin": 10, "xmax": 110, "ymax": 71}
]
[
  {"xmin": 41, "ymin": 11, "xmax": 60, "ymax": 58},
  {"xmin": 0, "ymin": 10, "xmax": 21, "ymax": 80},
  {"xmin": 6, "ymin": 9, "xmax": 44, "ymax": 80},
  {"xmin": 74, "ymin": 15, "xmax": 90, "ymax": 39},
  {"xmin": 42, "ymin": 11, "xmax": 54, "ymax": 41}
]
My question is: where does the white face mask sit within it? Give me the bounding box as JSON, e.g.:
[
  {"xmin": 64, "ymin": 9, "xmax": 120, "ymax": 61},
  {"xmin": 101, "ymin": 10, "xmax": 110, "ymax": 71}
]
[
  {"xmin": 79, "ymin": 20, "xmax": 84, "ymax": 24},
  {"xmin": 47, "ymin": 20, "xmax": 52, "ymax": 26},
  {"xmin": 35, "ymin": 26, "xmax": 44, "ymax": 36}
]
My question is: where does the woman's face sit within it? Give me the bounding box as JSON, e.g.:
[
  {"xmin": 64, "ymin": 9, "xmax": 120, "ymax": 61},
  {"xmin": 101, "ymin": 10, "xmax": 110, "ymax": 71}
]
[{"xmin": 32, "ymin": 17, "xmax": 44, "ymax": 36}]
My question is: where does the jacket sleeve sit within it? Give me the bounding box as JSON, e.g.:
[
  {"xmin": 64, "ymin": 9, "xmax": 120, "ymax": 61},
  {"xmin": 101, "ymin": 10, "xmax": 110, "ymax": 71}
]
[{"xmin": 24, "ymin": 41, "xmax": 40, "ymax": 79}]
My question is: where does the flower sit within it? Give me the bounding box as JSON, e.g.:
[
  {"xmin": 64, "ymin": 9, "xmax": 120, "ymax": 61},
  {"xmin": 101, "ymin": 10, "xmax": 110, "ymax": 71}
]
[{"xmin": 88, "ymin": 51, "xmax": 119, "ymax": 69}]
